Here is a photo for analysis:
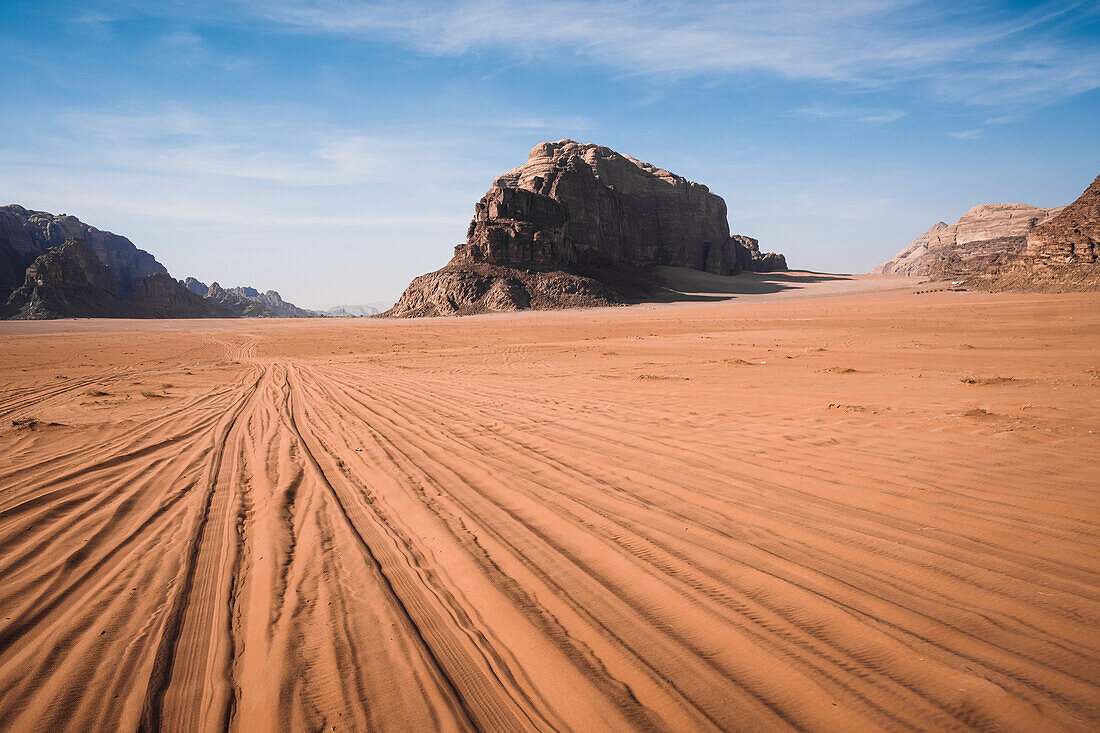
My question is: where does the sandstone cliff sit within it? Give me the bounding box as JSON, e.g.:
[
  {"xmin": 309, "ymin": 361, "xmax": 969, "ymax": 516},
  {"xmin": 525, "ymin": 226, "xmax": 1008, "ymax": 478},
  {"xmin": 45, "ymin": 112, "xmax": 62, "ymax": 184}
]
[
  {"xmin": 388, "ymin": 140, "xmax": 785, "ymax": 316},
  {"xmin": 1026, "ymin": 174, "xmax": 1099, "ymax": 263},
  {"xmin": 876, "ymin": 203, "xmax": 1063, "ymax": 277},
  {"xmin": 2, "ymin": 238, "xmax": 221, "ymax": 319}
]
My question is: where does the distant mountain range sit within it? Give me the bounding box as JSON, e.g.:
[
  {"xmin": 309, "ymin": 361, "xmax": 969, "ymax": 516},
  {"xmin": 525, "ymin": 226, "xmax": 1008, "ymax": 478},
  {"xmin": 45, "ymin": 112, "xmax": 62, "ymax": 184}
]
[
  {"xmin": 182, "ymin": 277, "xmax": 320, "ymax": 318},
  {"xmin": 0, "ymin": 205, "xmax": 316, "ymax": 319},
  {"xmin": 324, "ymin": 302, "xmax": 393, "ymax": 317}
]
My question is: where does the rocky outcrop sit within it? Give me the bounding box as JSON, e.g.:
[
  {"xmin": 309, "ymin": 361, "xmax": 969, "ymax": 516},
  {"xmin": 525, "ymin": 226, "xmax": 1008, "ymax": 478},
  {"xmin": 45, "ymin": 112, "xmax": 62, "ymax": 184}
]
[
  {"xmin": 388, "ymin": 263, "xmax": 617, "ymax": 317},
  {"xmin": 182, "ymin": 276, "xmax": 209, "ymax": 296},
  {"xmin": 726, "ymin": 235, "xmax": 787, "ymax": 273},
  {"xmin": 2, "ymin": 238, "xmax": 221, "ymax": 319},
  {"xmin": 1026, "ymin": 174, "xmax": 1099, "ymax": 263},
  {"xmin": 0, "ymin": 205, "xmax": 166, "ymax": 304},
  {"xmin": 182, "ymin": 278, "xmax": 318, "ymax": 318},
  {"xmin": 877, "ymin": 203, "xmax": 1063, "ymax": 277},
  {"xmin": 389, "ymin": 140, "xmax": 786, "ymax": 317}
]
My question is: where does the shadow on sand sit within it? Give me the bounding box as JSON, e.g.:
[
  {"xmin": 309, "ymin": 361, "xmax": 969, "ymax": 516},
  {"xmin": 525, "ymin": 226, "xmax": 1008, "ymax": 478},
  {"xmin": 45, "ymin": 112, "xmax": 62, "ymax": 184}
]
[{"xmin": 640, "ymin": 266, "xmax": 853, "ymax": 303}]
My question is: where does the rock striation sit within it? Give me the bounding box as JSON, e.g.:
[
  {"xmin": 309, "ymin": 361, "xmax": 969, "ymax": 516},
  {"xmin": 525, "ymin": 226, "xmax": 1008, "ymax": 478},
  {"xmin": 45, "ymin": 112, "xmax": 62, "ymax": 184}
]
[
  {"xmin": 2, "ymin": 238, "xmax": 220, "ymax": 319},
  {"xmin": 182, "ymin": 278, "xmax": 318, "ymax": 318},
  {"xmin": 388, "ymin": 140, "xmax": 786, "ymax": 316},
  {"xmin": 876, "ymin": 203, "xmax": 1063, "ymax": 278},
  {"xmin": 1026, "ymin": 174, "xmax": 1099, "ymax": 264}
]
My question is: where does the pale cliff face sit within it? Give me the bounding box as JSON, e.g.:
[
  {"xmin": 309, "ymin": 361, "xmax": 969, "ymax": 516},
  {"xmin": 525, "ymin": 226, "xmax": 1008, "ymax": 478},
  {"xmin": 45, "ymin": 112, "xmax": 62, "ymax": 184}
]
[
  {"xmin": 878, "ymin": 204, "xmax": 1062, "ymax": 277},
  {"xmin": 947, "ymin": 204, "xmax": 1062, "ymax": 247}
]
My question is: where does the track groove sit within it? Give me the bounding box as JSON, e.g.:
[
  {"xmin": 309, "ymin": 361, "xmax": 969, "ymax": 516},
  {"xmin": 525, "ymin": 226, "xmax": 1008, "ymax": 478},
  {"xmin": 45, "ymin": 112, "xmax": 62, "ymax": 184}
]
[{"xmin": 0, "ymin": 293, "xmax": 1097, "ymax": 732}]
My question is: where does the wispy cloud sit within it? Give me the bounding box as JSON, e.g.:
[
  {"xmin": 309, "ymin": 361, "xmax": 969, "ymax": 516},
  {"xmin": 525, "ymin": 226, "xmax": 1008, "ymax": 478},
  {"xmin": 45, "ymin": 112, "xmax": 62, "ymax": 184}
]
[
  {"xmin": 949, "ymin": 129, "xmax": 984, "ymax": 140},
  {"xmin": 66, "ymin": 10, "xmax": 122, "ymax": 40},
  {"xmin": 792, "ymin": 106, "xmax": 906, "ymax": 124},
  {"xmin": 158, "ymin": 31, "xmax": 258, "ymax": 72},
  {"xmin": 230, "ymin": 0, "xmax": 1100, "ymax": 108},
  {"xmin": 50, "ymin": 104, "xmax": 552, "ymax": 187}
]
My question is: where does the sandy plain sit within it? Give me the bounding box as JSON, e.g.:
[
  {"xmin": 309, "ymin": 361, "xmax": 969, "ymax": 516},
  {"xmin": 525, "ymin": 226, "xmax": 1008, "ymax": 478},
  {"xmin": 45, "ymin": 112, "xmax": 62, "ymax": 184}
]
[{"xmin": 0, "ymin": 271, "xmax": 1097, "ymax": 732}]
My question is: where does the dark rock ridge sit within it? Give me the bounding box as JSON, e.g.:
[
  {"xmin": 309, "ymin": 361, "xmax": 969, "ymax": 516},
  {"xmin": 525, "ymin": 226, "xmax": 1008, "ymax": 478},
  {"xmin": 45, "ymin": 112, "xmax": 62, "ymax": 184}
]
[
  {"xmin": 182, "ymin": 278, "xmax": 318, "ymax": 318},
  {"xmin": 0, "ymin": 204, "xmax": 165, "ymax": 305},
  {"xmin": 388, "ymin": 140, "xmax": 786, "ymax": 316},
  {"xmin": 387, "ymin": 263, "xmax": 619, "ymax": 318},
  {"xmin": 875, "ymin": 203, "xmax": 1063, "ymax": 278},
  {"xmin": 2, "ymin": 238, "xmax": 221, "ymax": 319},
  {"xmin": 1026, "ymin": 174, "xmax": 1099, "ymax": 264},
  {"xmin": 0, "ymin": 204, "xmax": 319, "ymax": 319}
]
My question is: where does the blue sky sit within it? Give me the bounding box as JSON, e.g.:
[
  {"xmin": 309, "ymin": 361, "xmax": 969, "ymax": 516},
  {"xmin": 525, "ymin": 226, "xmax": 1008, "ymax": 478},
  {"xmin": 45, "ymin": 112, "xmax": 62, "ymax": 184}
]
[{"xmin": 2, "ymin": 1, "xmax": 1098, "ymax": 308}]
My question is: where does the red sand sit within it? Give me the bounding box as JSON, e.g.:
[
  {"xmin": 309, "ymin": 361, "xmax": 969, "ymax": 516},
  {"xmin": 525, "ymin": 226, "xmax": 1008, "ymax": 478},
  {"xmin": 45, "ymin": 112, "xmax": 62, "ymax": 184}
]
[{"xmin": 1, "ymin": 284, "xmax": 1097, "ymax": 731}]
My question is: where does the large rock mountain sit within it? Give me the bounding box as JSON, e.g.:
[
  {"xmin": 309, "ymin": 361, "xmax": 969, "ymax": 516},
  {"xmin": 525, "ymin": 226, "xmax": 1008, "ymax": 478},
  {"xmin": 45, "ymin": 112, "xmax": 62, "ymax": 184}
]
[
  {"xmin": 2, "ymin": 238, "xmax": 220, "ymax": 319},
  {"xmin": 0, "ymin": 205, "xmax": 166, "ymax": 305},
  {"xmin": 182, "ymin": 278, "xmax": 319, "ymax": 318},
  {"xmin": 388, "ymin": 140, "xmax": 785, "ymax": 316},
  {"xmin": 1, "ymin": 204, "xmax": 317, "ymax": 319},
  {"xmin": 1026, "ymin": 174, "xmax": 1099, "ymax": 264},
  {"xmin": 876, "ymin": 203, "xmax": 1063, "ymax": 277}
]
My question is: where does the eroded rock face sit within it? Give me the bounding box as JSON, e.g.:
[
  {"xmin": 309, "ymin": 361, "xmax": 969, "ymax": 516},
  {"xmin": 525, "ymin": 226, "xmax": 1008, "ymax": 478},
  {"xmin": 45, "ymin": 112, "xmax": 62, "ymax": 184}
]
[
  {"xmin": 389, "ymin": 140, "xmax": 786, "ymax": 316},
  {"xmin": 877, "ymin": 204, "xmax": 1063, "ymax": 277},
  {"xmin": 477, "ymin": 141, "xmax": 731, "ymax": 269},
  {"xmin": 0, "ymin": 205, "xmax": 165, "ymax": 302},
  {"xmin": 1026, "ymin": 174, "xmax": 1099, "ymax": 263},
  {"xmin": 2, "ymin": 238, "xmax": 220, "ymax": 319}
]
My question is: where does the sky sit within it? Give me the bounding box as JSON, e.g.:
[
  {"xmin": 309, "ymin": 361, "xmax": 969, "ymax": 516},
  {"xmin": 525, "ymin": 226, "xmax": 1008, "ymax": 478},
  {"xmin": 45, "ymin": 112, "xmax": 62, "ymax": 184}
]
[{"xmin": 1, "ymin": 1, "xmax": 1098, "ymax": 309}]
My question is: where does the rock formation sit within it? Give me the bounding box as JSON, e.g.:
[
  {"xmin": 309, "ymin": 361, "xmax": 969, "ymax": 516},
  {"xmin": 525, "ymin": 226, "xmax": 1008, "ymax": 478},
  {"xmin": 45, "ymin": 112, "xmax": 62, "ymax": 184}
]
[
  {"xmin": 182, "ymin": 278, "xmax": 318, "ymax": 318},
  {"xmin": 2, "ymin": 238, "xmax": 221, "ymax": 319},
  {"xmin": 876, "ymin": 203, "xmax": 1063, "ymax": 278},
  {"xmin": 388, "ymin": 264, "xmax": 617, "ymax": 318},
  {"xmin": 388, "ymin": 140, "xmax": 786, "ymax": 316},
  {"xmin": 0, "ymin": 205, "xmax": 166, "ymax": 305},
  {"xmin": 1026, "ymin": 174, "xmax": 1099, "ymax": 263},
  {"xmin": 0, "ymin": 204, "xmax": 320, "ymax": 319}
]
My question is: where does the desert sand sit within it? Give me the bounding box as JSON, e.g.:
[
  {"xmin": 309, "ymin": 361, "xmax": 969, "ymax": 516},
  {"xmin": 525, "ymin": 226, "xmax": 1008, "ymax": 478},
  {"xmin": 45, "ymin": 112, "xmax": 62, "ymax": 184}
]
[{"xmin": 0, "ymin": 274, "xmax": 1098, "ymax": 732}]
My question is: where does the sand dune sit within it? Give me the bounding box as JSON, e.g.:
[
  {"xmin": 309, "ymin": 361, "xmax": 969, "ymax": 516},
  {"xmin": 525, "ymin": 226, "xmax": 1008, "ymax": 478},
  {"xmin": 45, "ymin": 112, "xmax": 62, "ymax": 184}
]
[{"xmin": 1, "ymin": 287, "xmax": 1098, "ymax": 732}]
